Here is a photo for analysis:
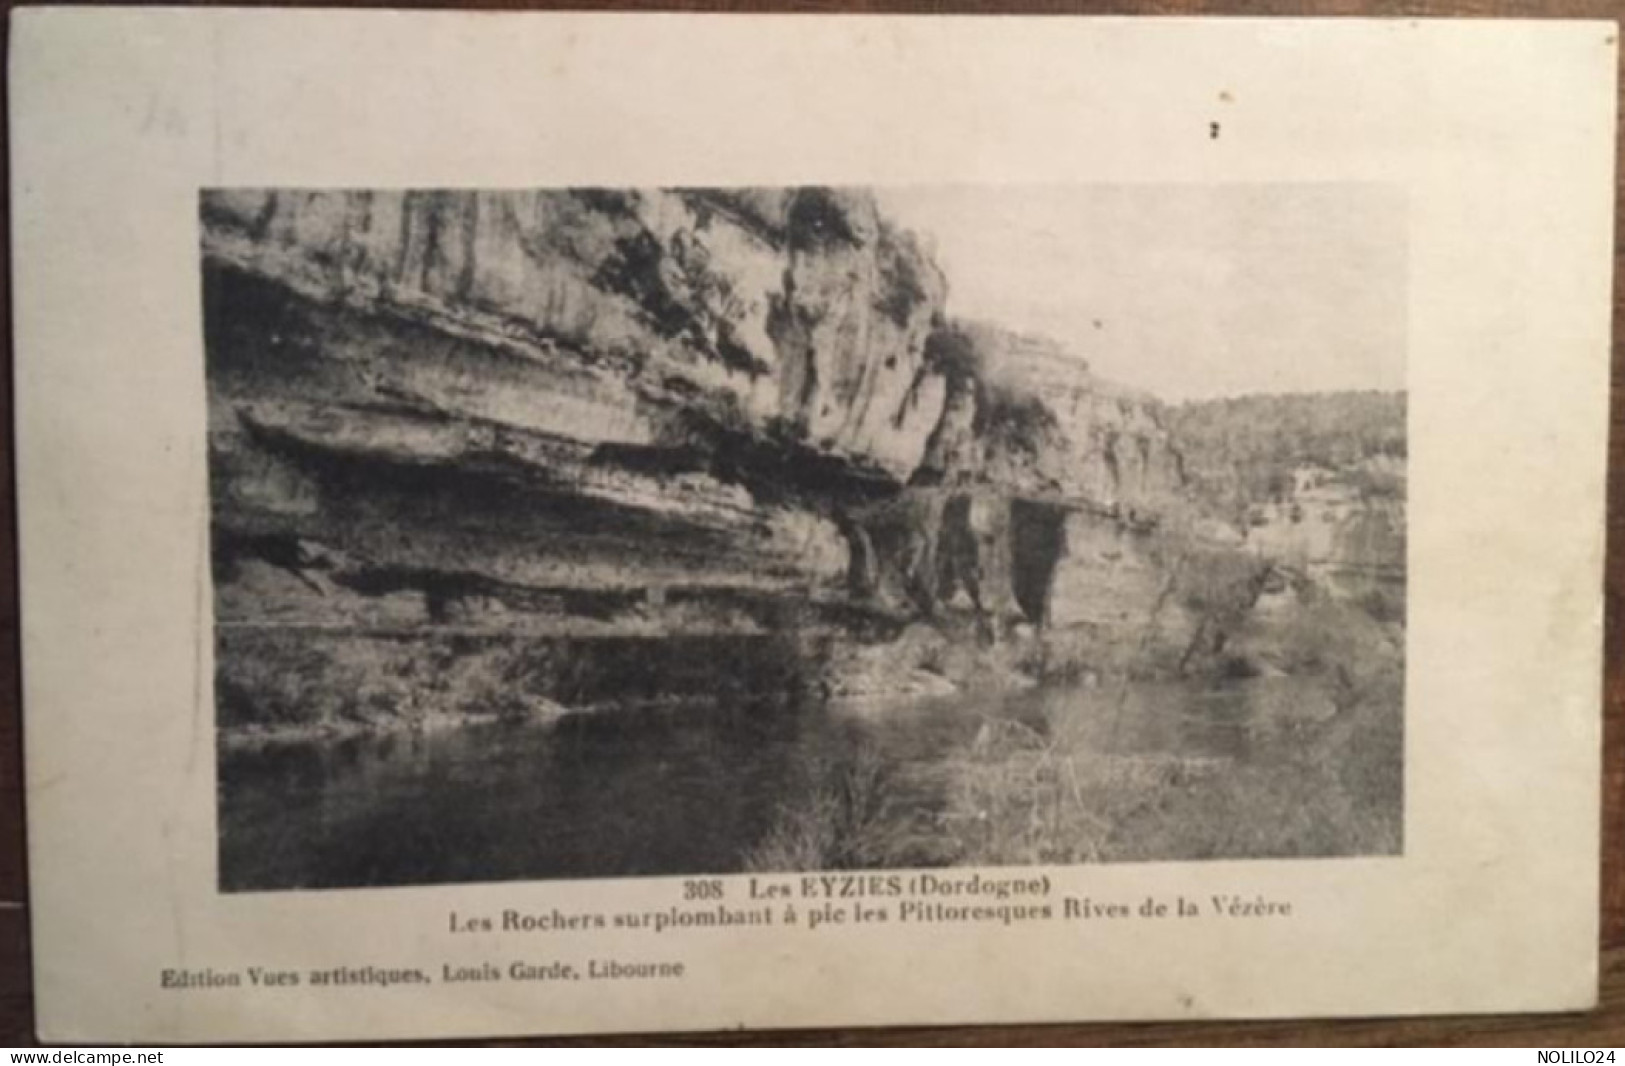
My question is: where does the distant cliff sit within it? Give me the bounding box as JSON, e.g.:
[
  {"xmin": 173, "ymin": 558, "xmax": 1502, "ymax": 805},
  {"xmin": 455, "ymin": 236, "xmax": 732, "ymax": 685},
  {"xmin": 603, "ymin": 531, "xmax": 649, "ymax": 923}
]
[
  {"xmin": 1168, "ymin": 392, "xmax": 1406, "ymax": 602},
  {"xmin": 1168, "ymin": 392, "xmax": 1405, "ymax": 519}
]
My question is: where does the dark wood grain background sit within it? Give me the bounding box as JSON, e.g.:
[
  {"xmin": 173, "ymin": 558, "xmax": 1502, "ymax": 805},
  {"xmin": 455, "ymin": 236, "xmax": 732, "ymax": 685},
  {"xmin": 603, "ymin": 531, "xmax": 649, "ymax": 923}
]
[{"xmin": 1, "ymin": 0, "xmax": 1620, "ymax": 1046}]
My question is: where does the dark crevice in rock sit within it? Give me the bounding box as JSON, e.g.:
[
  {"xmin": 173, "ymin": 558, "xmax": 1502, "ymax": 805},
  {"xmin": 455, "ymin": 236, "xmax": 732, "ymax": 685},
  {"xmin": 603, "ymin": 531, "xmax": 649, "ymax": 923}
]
[
  {"xmin": 1009, "ymin": 499, "xmax": 1067, "ymax": 625},
  {"xmin": 593, "ymin": 230, "xmax": 694, "ymax": 341},
  {"xmin": 785, "ymin": 188, "xmax": 863, "ymax": 252}
]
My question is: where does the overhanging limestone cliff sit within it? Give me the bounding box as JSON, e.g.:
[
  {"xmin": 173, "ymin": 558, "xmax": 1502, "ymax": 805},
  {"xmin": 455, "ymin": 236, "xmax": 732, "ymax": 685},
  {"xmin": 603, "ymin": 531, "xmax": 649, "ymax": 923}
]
[
  {"xmin": 205, "ymin": 186, "xmax": 1357, "ymax": 731},
  {"xmin": 204, "ymin": 189, "xmax": 1186, "ymax": 647}
]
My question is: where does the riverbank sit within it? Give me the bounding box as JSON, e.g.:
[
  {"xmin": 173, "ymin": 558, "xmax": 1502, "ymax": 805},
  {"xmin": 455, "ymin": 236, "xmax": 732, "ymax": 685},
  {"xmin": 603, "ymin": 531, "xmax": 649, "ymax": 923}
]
[{"xmin": 742, "ymin": 588, "xmax": 1403, "ymax": 870}]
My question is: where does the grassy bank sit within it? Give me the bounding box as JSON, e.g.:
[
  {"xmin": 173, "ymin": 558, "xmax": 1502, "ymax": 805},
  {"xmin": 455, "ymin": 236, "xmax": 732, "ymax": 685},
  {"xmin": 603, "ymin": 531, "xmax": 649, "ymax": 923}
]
[
  {"xmin": 215, "ymin": 627, "xmax": 825, "ymax": 745},
  {"xmin": 745, "ymin": 588, "xmax": 1403, "ymax": 870}
]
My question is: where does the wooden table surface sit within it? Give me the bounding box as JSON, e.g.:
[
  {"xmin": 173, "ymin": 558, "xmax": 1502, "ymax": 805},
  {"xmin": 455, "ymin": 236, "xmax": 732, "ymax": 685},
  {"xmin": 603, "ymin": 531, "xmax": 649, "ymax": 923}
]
[{"xmin": 1, "ymin": 0, "xmax": 1622, "ymax": 1046}]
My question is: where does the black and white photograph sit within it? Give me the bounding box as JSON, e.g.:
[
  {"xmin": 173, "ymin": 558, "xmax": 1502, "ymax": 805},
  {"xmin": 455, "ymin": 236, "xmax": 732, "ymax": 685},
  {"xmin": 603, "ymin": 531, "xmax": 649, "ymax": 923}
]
[{"xmin": 204, "ymin": 185, "xmax": 1407, "ymax": 892}]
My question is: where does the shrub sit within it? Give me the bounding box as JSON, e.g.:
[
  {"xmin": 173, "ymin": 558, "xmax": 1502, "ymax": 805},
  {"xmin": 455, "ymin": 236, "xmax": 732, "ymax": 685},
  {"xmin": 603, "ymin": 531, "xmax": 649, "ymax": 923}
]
[{"xmin": 743, "ymin": 743, "xmax": 920, "ymax": 871}]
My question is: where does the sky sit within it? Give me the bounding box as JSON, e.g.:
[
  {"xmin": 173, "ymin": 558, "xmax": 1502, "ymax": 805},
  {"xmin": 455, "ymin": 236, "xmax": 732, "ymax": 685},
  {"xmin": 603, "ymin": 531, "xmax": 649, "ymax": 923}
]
[{"xmin": 874, "ymin": 184, "xmax": 1407, "ymax": 403}]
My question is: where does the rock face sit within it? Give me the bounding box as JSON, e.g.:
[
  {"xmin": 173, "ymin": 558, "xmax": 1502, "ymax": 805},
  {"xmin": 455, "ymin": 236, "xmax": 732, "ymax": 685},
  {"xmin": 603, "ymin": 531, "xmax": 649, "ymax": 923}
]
[
  {"xmin": 205, "ymin": 188, "xmax": 962, "ymax": 655},
  {"xmin": 1047, "ymin": 512, "xmax": 1170, "ymax": 632},
  {"xmin": 203, "ymin": 188, "xmax": 948, "ymax": 482},
  {"xmin": 835, "ymin": 319, "xmax": 1189, "ymax": 660},
  {"xmin": 913, "ymin": 321, "xmax": 1184, "ymax": 510},
  {"xmin": 1241, "ymin": 460, "xmax": 1406, "ymax": 586},
  {"xmin": 205, "ymin": 186, "xmax": 1403, "ymax": 730},
  {"xmin": 1167, "ymin": 392, "xmax": 1406, "ymax": 585},
  {"xmin": 203, "ymin": 188, "xmax": 1186, "ymax": 648}
]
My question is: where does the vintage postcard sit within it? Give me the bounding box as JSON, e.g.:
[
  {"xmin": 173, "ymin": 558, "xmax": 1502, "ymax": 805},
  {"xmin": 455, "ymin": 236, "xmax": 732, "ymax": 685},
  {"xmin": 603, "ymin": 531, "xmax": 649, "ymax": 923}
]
[{"xmin": 10, "ymin": 9, "xmax": 1615, "ymax": 1043}]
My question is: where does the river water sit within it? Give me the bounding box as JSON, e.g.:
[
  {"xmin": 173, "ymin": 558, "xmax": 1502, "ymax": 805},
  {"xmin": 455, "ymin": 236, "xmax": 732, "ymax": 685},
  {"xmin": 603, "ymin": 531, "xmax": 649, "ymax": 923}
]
[{"xmin": 218, "ymin": 679, "xmax": 1291, "ymax": 892}]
